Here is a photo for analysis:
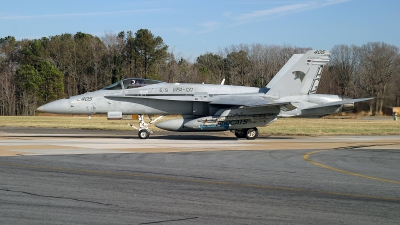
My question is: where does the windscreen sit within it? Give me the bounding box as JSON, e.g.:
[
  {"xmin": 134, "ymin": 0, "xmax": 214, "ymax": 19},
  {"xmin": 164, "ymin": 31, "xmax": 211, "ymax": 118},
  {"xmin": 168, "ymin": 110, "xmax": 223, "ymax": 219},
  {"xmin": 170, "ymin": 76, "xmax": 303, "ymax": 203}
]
[
  {"xmin": 102, "ymin": 81, "xmax": 123, "ymax": 90},
  {"xmin": 102, "ymin": 78, "xmax": 163, "ymax": 90},
  {"xmin": 122, "ymin": 78, "xmax": 163, "ymax": 89}
]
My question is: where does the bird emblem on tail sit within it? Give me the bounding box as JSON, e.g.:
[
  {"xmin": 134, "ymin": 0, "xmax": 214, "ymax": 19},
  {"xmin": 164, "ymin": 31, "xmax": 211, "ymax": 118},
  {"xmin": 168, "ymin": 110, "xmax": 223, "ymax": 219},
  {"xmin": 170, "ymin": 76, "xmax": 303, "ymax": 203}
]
[{"xmin": 292, "ymin": 71, "xmax": 306, "ymax": 82}]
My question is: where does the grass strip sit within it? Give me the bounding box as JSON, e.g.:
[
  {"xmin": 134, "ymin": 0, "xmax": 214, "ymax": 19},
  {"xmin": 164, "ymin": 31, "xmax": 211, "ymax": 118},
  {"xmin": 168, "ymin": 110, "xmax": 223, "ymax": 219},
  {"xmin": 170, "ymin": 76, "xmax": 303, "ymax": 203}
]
[{"xmin": 0, "ymin": 116, "xmax": 398, "ymax": 136}]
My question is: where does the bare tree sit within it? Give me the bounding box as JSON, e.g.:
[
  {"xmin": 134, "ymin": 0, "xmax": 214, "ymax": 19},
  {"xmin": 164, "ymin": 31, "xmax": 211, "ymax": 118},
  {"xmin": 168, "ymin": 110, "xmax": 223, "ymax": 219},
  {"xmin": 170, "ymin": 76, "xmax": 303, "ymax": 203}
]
[
  {"xmin": 357, "ymin": 42, "xmax": 399, "ymax": 114},
  {"xmin": 328, "ymin": 44, "xmax": 361, "ymax": 96},
  {"xmin": 0, "ymin": 62, "xmax": 17, "ymax": 115},
  {"xmin": 0, "ymin": 36, "xmax": 18, "ymax": 115},
  {"xmin": 101, "ymin": 31, "xmax": 126, "ymax": 84}
]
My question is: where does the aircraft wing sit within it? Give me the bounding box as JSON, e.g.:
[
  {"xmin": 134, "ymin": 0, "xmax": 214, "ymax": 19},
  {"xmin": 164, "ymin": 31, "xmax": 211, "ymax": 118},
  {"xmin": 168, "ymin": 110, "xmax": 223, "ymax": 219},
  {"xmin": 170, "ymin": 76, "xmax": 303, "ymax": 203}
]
[
  {"xmin": 105, "ymin": 94, "xmax": 297, "ymax": 111},
  {"xmin": 302, "ymin": 97, "xmax": 373, "ymax": 110},
  {"xmin": 210, "ymin": 95, "xmax": 297, "ymax": 110}
]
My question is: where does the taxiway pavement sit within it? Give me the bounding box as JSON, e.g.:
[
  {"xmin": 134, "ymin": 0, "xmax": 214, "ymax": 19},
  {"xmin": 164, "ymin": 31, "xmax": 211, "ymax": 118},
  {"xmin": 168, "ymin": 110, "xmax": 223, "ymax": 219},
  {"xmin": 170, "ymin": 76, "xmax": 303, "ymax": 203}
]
[{"xmin": 0, "ymin": 127, "xmax": 399, "ymax": 224}]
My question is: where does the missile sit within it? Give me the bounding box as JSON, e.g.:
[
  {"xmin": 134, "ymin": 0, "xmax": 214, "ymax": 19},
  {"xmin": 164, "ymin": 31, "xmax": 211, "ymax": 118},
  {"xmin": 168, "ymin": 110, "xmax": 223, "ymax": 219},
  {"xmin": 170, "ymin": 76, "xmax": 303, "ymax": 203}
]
[{"xmin": 183, "ymin": 116, "xmax": 229, "ymax": 131}]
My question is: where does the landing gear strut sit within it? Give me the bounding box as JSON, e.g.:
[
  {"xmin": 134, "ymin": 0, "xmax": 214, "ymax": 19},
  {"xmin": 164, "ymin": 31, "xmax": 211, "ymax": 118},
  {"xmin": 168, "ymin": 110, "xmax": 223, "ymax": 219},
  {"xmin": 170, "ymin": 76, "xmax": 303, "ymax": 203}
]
[
  {"xmin": 128, "ymin": 114, "xmax": 165, "ymax": 139},
  {"xmin": 234, "ymin": 128, "xmax": 259, "ymax": 140}
]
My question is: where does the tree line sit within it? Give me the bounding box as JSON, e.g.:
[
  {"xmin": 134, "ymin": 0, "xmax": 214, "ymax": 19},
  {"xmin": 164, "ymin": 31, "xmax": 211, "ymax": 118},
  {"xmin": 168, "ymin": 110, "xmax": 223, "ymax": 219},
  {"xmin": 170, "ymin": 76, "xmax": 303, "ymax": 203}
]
[{"xmin": 1, "ymin": 29, "xmax": 399, "ymax": 116}]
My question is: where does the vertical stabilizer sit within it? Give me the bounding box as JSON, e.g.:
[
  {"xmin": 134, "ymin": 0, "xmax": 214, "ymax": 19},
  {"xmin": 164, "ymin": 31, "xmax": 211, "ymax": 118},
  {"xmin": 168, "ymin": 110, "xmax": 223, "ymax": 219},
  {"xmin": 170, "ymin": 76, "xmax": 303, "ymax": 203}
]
[{"xmin": 266, "ymin": 50, "xmax": 330, "ymax": 97}]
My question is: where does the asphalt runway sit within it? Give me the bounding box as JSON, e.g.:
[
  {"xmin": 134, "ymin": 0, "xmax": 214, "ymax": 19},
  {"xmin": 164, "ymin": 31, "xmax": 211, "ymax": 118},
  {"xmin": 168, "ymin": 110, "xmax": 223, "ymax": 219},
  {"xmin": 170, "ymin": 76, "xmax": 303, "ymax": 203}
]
[{"xmin": 0, "ymin": 127, "xmax": 399, "ymax": 224}]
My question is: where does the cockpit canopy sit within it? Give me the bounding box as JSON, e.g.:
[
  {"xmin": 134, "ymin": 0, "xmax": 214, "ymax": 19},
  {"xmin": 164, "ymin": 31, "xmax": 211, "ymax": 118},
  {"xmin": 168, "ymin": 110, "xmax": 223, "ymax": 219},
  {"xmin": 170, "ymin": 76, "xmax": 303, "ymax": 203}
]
[{"xmin": 102, "ymin": 78, "xmax": 164, "ymax": 90}]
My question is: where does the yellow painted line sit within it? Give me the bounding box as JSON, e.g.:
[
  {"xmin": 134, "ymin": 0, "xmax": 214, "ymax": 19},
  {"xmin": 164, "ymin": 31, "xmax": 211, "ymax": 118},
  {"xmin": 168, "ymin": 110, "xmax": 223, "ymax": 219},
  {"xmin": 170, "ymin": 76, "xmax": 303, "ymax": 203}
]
[
  {"xmin": 303, "ymin": 150, "xmax": 400, "ymax": 185},
  {"xmin": 1, "ymin": 161, "xmax": 400, "ymax": 202}
]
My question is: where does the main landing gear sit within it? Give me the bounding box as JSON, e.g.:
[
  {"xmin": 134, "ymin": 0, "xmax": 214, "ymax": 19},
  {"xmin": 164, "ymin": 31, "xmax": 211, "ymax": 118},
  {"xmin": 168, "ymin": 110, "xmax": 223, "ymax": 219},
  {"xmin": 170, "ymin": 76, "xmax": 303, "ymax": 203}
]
[
  {"xmin": 128, "ymin": 114, "xmax": 165, "ymax": 139},
  {"xmin": 234, "ymin": 128, "xmax": 259, "ymax": 140}
]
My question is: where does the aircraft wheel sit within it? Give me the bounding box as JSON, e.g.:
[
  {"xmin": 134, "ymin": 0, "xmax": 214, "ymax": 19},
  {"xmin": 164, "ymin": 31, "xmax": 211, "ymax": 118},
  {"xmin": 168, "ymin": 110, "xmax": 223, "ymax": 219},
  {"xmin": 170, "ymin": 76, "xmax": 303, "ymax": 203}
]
[
  {"xmin": 234, "ymin": 130, "xmax": 246, "ymax": 138},
  {"xmin": 245, "ymin": 128, "xmax": 258, "ymax": 140},
  {"xmin": 138, "ymin": 130, "xmax": 150, "ymax": 139}
]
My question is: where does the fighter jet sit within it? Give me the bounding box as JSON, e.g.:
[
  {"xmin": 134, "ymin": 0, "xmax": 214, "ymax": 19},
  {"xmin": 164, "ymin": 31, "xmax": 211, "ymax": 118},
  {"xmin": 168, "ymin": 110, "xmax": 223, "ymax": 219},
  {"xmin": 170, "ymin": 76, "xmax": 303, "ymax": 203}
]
[{"xmin": 36, "ymin": 50, "xmax": 372, "ymax": 140}]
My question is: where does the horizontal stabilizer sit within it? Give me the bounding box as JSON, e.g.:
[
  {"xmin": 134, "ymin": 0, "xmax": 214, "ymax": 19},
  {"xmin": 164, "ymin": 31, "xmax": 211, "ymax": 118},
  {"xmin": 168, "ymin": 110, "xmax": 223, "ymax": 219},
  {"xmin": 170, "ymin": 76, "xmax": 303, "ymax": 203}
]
[{"xmin": 303, "ymin": 97, "xmax": 373, "ymax": 110}]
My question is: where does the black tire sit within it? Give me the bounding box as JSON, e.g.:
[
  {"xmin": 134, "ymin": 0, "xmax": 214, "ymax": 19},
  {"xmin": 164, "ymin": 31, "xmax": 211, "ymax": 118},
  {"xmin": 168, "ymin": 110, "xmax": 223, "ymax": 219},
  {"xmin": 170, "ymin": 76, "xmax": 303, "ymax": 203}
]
[
  {"xmin": 245, "ymin": 128, "xmax": 258, "ymax": 140},
  {"xmin": 138, "ymin": 130, "xmax": 150, "ymax": 139},
  {"xmin": 234, "ymin": 130, "xmax": 246, "ymax": 138}
]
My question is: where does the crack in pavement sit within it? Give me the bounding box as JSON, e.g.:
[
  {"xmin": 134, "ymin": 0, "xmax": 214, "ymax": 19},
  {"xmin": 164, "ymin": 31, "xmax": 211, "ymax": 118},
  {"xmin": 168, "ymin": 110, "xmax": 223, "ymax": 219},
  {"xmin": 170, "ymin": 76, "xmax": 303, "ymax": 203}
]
[{"xmin": 0, "ymin": 188, "xmax": 112, "ymax": 206}]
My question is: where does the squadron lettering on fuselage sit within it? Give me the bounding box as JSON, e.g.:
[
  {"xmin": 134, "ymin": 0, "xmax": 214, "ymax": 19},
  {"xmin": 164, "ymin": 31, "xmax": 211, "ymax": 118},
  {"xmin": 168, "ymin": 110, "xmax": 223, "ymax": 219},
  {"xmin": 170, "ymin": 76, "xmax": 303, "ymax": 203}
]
[
  {"xmin": 217, "ymin": 120, "xmax": 248, "ymax": 125},
  {"xmin": 173, "ymin": 87, "xmax": 194, "ymax": 93}
]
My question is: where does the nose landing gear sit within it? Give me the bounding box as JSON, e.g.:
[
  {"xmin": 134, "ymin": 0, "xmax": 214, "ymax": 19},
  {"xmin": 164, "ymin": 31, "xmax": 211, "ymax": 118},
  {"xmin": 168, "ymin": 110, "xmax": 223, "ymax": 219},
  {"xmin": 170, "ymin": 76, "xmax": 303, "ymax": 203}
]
[{"xmin": 128, "ymin": 114, "xmax": 165, "ymax": 139}]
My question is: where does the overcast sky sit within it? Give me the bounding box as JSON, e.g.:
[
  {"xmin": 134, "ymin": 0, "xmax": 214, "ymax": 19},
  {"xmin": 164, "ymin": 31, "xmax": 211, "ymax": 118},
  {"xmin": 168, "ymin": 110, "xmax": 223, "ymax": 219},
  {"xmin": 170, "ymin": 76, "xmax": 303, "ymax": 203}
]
[{"xmin": 1, "ymin": 0, "xmax": 399, "ymax": 59}]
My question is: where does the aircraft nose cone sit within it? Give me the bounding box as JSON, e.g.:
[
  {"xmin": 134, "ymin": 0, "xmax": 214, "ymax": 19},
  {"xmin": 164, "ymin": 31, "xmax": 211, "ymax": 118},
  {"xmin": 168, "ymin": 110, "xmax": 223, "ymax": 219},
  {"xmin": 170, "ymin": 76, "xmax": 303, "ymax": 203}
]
[{"xmin": 36, "ymin": 99, "xmax": 71, "ymax": 114}]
